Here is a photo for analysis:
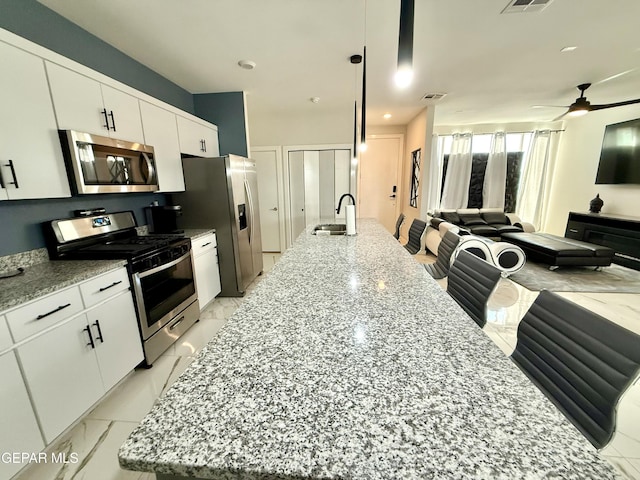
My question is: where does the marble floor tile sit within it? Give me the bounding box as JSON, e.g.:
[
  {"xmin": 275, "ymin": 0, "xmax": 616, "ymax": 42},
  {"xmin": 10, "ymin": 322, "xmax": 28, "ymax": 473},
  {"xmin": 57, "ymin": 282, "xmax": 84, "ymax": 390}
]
[
  {"xmin": 262, "ymin": 253, "xmax": 281, "ymax": 272},
  {"xmin": 166, "ymin": 317, "xmax": 227, "ymax": 356},
  {"xmin": 13, "ymin": 419, "xmax": 153, "ymax": 480},
  {"xmin": 601, "ymin": 455, "xmax": 640, "ymax": 480}
]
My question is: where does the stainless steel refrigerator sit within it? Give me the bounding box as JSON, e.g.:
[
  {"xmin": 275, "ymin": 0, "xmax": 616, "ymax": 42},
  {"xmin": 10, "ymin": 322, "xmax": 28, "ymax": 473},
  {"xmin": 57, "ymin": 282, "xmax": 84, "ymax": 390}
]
[{"xmin": 174, "ymin": 155, "xmax": 263, "ymax": 296}]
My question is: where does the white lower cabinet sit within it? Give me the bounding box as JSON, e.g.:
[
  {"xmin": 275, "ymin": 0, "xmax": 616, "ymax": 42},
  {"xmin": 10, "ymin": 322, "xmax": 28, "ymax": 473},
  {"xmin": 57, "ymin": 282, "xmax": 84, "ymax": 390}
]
[
  {"xmin": 88, "ymin": 292, "xmax": 143, "ymax": 391},
  {"xmin": 0, "ymin": 316, "xmax": 44, "ymax": 480},
  {"xmin": 17, "ymin": 312, "xmax": 105, "ymax": 443},
  {"xmin": 5, "ymin": 267, "xmax": 142, "ymax": 446},
  {"xmin": 192, "ymin": 234, "xmax": 221, "ymax": 309}
]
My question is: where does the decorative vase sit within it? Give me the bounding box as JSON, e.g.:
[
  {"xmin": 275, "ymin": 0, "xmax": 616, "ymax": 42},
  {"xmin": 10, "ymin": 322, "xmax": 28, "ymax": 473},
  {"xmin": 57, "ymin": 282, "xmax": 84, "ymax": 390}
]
[{"xmin": 589, "ymin": 194, "xmax": 604, "ymax": 213}]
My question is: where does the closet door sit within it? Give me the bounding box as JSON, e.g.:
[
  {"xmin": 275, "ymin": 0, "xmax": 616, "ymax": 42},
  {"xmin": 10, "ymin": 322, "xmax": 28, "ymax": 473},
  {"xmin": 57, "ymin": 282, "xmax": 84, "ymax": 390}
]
[
  {"xmin": 334, "ymin": 150, "xmax": 351, "ymax": 218},
  {"xmin": 303, "ymin": 151, "xmax": 320, "ymax": 228},
  {"xmin": 288, "ymin": 151, "xmax": 306, "ymax": 241},
  {"xmin": 319, "ymin": 150, "xmax": 336, "ymax": 223}
]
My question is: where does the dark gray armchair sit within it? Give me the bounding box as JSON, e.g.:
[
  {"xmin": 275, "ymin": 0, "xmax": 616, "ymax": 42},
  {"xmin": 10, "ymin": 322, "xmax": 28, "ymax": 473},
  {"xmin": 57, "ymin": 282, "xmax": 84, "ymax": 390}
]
[
  {"xmin": 511, "ymin": 290, "xmax": 640, "ymax": 449},
  {"xmin": 447, "ymin": 249, "xmax": 501, "ymax": 327}
]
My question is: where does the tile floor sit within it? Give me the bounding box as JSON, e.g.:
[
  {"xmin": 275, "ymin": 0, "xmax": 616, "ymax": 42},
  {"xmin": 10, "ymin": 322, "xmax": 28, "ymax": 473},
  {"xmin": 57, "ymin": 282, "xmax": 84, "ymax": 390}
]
[{"xmin": 13, "ymin": 253, "xmax": 640, "ymax": 480}]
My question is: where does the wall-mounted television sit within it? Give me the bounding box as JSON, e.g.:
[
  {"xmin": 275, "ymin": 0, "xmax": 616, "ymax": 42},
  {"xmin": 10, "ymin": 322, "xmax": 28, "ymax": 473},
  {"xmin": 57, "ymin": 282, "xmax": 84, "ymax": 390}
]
[{"xmin": 595, "ymin": 118, "xmax": 640, "ymax": 184}]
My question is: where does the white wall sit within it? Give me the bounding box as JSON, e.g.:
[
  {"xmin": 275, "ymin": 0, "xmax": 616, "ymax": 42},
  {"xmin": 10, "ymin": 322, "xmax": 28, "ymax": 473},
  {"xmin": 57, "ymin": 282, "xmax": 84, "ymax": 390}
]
[
  {"xmin": 545, "ymin": 104, "xmax": 640, "ymax": 235},
  {"xmin": 249, "ymin": 106, "xmax": 352, "ymax": 147}
]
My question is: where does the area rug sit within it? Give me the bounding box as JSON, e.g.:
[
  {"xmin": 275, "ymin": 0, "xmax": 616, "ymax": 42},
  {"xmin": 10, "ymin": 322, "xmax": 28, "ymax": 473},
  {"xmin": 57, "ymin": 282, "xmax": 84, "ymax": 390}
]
[{"xmin": 509, "ymin": 262, "xmax": 640, "ymax": 293}]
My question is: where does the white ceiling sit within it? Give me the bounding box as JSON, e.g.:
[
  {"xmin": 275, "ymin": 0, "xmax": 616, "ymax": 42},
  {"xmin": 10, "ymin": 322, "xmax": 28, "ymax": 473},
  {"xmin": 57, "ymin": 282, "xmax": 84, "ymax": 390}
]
[{"xmin": 38, "ymin": 0, "xmax": 640, "ymax": 127}]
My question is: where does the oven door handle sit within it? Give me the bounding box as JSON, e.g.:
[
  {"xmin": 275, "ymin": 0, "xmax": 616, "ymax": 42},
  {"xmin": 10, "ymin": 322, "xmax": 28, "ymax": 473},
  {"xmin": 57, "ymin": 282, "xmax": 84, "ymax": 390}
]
[{"xmin": 135, "ymin": 251, "xmax": 191, "ymax": 279}]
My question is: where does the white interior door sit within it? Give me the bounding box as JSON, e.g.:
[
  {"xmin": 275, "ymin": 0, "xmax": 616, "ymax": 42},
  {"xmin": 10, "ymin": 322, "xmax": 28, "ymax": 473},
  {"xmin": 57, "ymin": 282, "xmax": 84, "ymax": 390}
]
[
  {"xmin": 358, "ymin": 135, "xmax": 403, "ymax": 234},
  {"xmin": 288, "ymin": 151, "xmax": 306, "ymax": 241},
  {"xmin": 303, "ymin": 151, "xmax": 320, "ymax": 227},
  {"xmin": 319, "ymin": 150, "xmax": 336, "ymax": 222},
  {"xmin": 253, "ymin": 148, "xmax": 282, "ymax": 252}
]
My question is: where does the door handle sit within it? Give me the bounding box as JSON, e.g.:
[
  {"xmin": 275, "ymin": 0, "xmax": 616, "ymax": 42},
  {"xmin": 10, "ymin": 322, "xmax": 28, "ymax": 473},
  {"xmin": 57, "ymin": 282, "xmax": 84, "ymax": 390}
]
[
  {"xmin": 84, "ymin": 325, "xmax": 96, "ymax": 349},
  {"xmin": 169, "ymin": 316, "xmax": 185, "ymax": 331},
  {"xmin": 92, "ymin": 320, "xmax": 105, "ymax": 343},
  {"xmin": 101, "ymin": 108, "xmax": 110, "ymax": 130},
  {"xmin": 5, "ymin": 160, "xmax": 19, "ymax": 188},
  {"xmin": 270, "ymin": 207, "xmax": 278, "ymax": 211},
  {"xmin": 36, "ymin": 303, "xmax": 71, "ymax": 320},
  {"xmin": 108, "ymin": 111, "xmax": 117, "ymax": 131},
  {"xmin": 99, "ymin": 280, "xmax": 122, "ymax": 292},
  {"xmin": 389, "ymin": 194, "xmax": 396, "ymax": 198}
]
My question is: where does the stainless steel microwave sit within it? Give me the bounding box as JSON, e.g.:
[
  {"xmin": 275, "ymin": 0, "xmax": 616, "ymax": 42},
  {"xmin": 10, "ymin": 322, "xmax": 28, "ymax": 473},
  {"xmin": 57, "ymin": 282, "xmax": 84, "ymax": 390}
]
[{"xmin": 61, "ymin": 130, "xmax": 158, "ymax": 194}]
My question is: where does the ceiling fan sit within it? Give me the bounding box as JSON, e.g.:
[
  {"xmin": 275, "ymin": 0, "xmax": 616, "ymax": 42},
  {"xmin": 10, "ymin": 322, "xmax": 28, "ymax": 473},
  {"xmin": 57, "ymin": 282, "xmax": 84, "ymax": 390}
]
[{"xmin": 551, "ymin": 83, "xmax": 640, "ymax": 121}]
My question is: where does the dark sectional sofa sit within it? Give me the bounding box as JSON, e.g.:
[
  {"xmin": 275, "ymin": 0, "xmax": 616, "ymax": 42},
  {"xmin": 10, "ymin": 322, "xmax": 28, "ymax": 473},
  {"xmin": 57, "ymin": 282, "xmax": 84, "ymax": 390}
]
[
  {"xmin": 434, "ymin": 209, "xmax": 524, "ymax": 237},
  {"xmin": 425, "ymin": 208, "xmax": 535, "ymax": 256}
]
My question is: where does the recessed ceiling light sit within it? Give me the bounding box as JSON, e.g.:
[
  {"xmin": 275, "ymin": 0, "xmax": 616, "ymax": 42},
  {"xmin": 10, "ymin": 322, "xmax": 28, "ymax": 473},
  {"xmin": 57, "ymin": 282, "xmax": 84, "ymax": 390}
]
[
  {"xmin": 560, "ymin": 46, "xmax": 577, "ymax": 53},
  {"xmin": 383, "ymin": 113, "xmax": 392, "ymax": 119},
  {"xmin": 237, "ymin": 60, "xmax": 256, "ymax": 70},
  {"xmin": 310, "ymin": 97, "xmax": 320, "ymax": 103}
]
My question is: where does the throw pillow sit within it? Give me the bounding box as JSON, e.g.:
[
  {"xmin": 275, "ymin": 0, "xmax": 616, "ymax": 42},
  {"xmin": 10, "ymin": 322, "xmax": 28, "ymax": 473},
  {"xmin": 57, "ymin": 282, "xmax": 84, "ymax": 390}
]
[
  {"xmin": 481, "ymin": 211, "xmax": 509, "ymax": 225},
  {"xmin": 458, "ymin": 213, "xmax": 487, "ymax": 226},
  {"xmin": 440, "ymin": 211, "xmax": 461, "ymax": 224}
]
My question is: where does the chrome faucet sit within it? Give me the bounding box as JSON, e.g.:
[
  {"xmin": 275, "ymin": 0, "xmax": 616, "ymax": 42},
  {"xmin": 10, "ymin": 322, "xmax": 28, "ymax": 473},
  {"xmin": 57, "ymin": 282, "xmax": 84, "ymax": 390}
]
[{"xmin": 336, "ymin": 193, "xmax": 356, "ymax": 214}]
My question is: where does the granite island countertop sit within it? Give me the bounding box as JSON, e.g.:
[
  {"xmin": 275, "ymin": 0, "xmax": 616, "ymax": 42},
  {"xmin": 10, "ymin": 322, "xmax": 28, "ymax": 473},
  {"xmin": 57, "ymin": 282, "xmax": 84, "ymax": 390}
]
[
  {"xmin": 0, "ymin": 259, "xmax": 127, "ymax": 312},
  {"xmin": 119, "ymin": 219, "xmax": 621, "ymax": 479}
]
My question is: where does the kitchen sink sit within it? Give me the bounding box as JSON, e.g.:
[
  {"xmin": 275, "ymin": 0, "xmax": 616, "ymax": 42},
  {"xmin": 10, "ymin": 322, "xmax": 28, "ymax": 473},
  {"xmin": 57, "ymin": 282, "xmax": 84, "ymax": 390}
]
[{"xmin": 312, "ymin": 224, "xmax": 347, "ymax": 235}]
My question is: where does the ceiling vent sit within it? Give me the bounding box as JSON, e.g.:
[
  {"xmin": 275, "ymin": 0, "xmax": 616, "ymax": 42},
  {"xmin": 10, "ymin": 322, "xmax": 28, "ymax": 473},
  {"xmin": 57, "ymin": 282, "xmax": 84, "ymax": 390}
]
[
  {"xmin": 422, "ymin": 93, "xmax": 447, "ymax": 101},
  {"xmin": 501, "ymin": 0, "xmax": 553, "ymax": 14}
]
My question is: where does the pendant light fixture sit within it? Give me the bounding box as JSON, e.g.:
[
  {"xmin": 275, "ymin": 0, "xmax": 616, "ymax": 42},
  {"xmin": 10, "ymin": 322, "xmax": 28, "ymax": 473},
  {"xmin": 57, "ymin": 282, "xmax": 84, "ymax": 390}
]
[
  {"xmin": 360, "ymin": 46, "xmax": 367, "ymax": 153},
  {"xmin": 350, "ymin": 54, "xmax": 362, "ymax": 163},
  {"xmin": 395, "ymin": 0, "xmax": 415, "ymax": 88}
]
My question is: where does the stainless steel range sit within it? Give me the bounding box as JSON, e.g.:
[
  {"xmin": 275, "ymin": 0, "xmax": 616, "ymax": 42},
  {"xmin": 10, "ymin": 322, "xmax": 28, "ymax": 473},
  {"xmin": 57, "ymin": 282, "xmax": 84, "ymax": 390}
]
[{"xmin": 45, "ymin": 211, "xmax": 199, "ymax": 366}]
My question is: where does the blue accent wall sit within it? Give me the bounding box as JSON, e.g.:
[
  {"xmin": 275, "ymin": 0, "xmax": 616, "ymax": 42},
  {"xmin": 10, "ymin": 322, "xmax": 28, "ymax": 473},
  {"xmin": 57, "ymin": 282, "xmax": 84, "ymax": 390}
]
[
  {"xmin": 194, "ymin": 92, "xmax": 248, "ymax": 157},
  {"xmin": 0, "ymin": 0, "xmax": 194, "ymax": 113},
  {"xmin": 0, "ymin": 194, "xmax": 166, "ymax": 256}
]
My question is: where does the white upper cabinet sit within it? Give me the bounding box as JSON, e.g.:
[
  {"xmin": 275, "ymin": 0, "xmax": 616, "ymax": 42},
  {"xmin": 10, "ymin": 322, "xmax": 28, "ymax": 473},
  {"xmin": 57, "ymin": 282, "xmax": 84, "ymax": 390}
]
[
  {"xmin": 140, "ymin": 101, "xmax": 185, "ymax": 192},
  {"xmin": 0, "ymin": 42, "xmax": 70, "ymax": 201},
  {"xmin": 46, "ymin": 62, "xmax": 144, "ymax": 143},
  {"xmin": 177, "ymin": 115, "xmax": 219, "ymax": 157}
]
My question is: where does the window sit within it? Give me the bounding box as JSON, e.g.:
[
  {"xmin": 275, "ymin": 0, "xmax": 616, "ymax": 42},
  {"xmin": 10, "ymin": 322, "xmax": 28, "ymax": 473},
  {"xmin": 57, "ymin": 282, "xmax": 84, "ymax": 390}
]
[{"xmin": 438, "ymin": 132, "xmax": 531, "ymax": 213}]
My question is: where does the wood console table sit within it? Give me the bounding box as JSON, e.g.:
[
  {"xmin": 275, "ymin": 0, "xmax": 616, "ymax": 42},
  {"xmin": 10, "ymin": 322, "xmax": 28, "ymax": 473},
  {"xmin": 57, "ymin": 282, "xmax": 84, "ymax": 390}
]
[{"xmin": 565, "ymin": 211, "xmax": 640, "ymax": 270}]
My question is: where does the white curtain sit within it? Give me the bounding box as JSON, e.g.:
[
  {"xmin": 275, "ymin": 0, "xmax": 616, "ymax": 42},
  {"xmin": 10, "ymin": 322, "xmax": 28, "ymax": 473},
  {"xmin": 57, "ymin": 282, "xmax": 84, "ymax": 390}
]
[
  {"xmin": 440, "ymin": 133, "xmax": 472, "ymax": 209},
  {"xmin": 482, "ymin": 132, "xmax": 507, "ymax": 209},
  {"xmin": 517, "ymin": 130, "xmax": 551, "ymax": 229}
]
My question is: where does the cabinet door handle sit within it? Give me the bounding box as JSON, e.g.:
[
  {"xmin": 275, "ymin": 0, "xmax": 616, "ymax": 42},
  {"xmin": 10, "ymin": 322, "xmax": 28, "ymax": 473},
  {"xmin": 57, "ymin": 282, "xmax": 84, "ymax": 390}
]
[
  {"xmin": 108, "ymin": 111, "xmax": 117, "ymax": 131},
  {"xmin": 99, "ymin": 280, "xmax": 122, "ymax": 292},
  {"xmin": 101, "ymin": 108, "xmax": 110, "ymax": 130},
  {"xmin": 36, "ymin": 303, "xmax": 71, "ymax": 320},
  {"xmin": 5, "ymin": 160, "xmax": 19, "ymax": 188},
  {"xmin": 569, "ymin": 228, "xmax": 579, "ymax": 233},
  {"xmin": 83, "ymin": 325, "xmax": 96, "ymax": 349},
  {"xmin": 201, "ymin": 242, "xmax": 212, "ymax": 248},
  {"xmin": 0, "ymin": 167, "xmax": 5, "ymax": 188},
  {"xmin": 199, "ymin": 139, "xmax": 205, "ymax": 152},
  {"xmin": 169, "ymin": 316, "xmax": 185, "ymax": 331},
  {"xmin": 92, "ymin": 320, "xmax": 104, "ymax": 343},
  {"xmin": 203, "ymin": 139, "xmax": 207, "ymax": 152}
]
